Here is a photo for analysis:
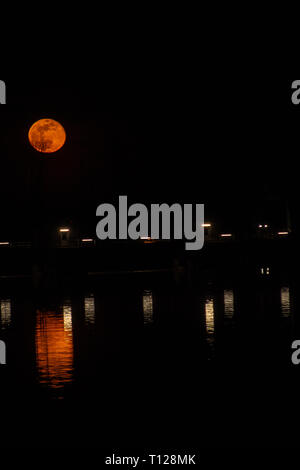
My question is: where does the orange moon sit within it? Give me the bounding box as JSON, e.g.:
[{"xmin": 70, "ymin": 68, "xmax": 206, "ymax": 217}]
[{"xmin": 28, "ymin": 118, "xmax": 66, "ymax": 153}]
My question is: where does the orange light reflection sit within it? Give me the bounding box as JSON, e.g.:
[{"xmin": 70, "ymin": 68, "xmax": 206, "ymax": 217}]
[{"xmin": 35, "ymin": 309, "xmax": 74, "ymax": 390}]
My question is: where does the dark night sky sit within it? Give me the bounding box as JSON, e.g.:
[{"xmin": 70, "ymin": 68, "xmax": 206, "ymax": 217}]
[{"xmin": 0, "ymin": 75, "xmax": 297, "ymax": 238}]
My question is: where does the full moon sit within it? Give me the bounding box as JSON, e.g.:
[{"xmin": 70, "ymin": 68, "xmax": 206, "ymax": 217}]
[{"xmin": 28, "ymin": 118, "xmax": 66, "ymax": 153}]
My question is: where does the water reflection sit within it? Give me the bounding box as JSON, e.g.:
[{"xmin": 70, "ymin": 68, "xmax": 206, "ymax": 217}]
[
  {"xmin": 35, "ymin": 308, "xmax": 74, "ymax": 392},
  {"xmin": 84, "ymin": 295, "xmax": 96, "ymax": 325},
  {"xmin": 63, "ymin": 300, "xmax": 73, "ymax": 334},
  {"xmin": 205, "ymin": 298, "xmax": 215, "ymax": 335},
  {"xmin": 0, "ymin": 299, "xmax": 11, "ymax": 329},
  {"xmin": 7, "ymin": 280, "xmax": 296, "ymax": 401},
  {"xmin": 143, "ymin": 290, "xmax": 154, "ymax": 325},
  {"xmin": 260, "ymin": 267, "xmax": 270, "ymax": 276},
  {"xmin": 224, "ymin": 290, "xmax": 234, "ymax": 320},
  {"xmin": 281, "ymin": 287, "xmax": 291, "ymax": 318}
]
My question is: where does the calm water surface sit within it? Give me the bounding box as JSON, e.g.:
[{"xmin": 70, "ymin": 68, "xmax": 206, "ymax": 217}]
[
  {"xmin": 0, "ymin": 276, "xmax": 299, "ymax": 447},
  {"xmin": 0, "ymin": 280, "xmax": 295, "ymax": 393}
]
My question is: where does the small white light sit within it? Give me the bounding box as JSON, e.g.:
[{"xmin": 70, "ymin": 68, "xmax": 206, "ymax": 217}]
[
  {"xmin": 264, "ymin": 225, "xmax": 268, "ymax": 228},
  {"xmin": 59, "ymin": 228, "xmax": 70, "ymax": 233},
  {"xmin": 278, "ymin": 232, "xmax": 289, "ymax": 236},
  {"xmin": 202, "ymin": 223, "xmax": 212, "ymax": 228},
  {"xmin": 0, "ymin": 242, "xmax": 9, "ymax": 245},
  {"xmin": 140, "ymin": 236, "xmax": 151, "ymax": 240},
  {"xmin": 82, "ymin": 238, "xmax": 93, "ymax": 242},
  {"xmin": 259, "ymin": 225, "xmax": 263, "ymax": 228},
  {"xmin": 221, "ymin": 234, "xmax": 232, "ymax": 238}
]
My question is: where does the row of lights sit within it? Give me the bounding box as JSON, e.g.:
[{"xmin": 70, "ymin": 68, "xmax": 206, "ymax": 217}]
[
  {"xmin": 59, "ymin": 228, "xmax": 94, "ymax": 243},
  {"xmin": 202, "ymin": 223, "xmax": 232, "ymax": 238},
  {"xmin": 0, "ymin": 224, "xmax": 291, "ymax": 247},
  {"xmin": 258, "ymin": 224, "xmax": 289, "ymax": 236},
  {"xmin": 0, "ymin": 229, "xmax": 94, "ymax": 246},
  {"xmin": 59, "ymin": 226, "xmax": 291, "ymax": 237},
  {"xmin": 203, "ymin": 223, "xmax": 290, "ymax": 237},
  {"xmin": 140, "ymin": 226, "xmax": 233, "ymax": 239}
]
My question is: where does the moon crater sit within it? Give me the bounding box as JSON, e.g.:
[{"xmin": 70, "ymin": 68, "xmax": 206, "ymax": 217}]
[{"xmin": 28, "ymin": 119, "xmax": 66, "ymax": 153}]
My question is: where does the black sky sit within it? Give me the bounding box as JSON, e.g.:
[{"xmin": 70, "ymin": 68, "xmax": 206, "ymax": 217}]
[{"xmin": 0, "ymin": 75, "xmax": 297, "ymax": 238}]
